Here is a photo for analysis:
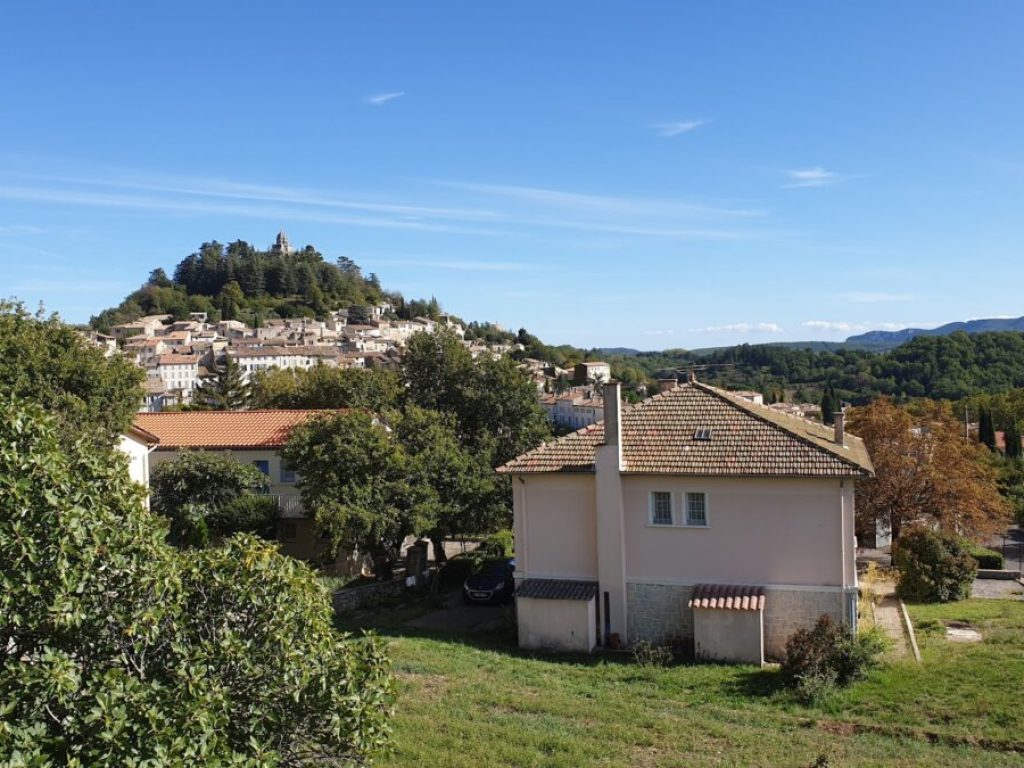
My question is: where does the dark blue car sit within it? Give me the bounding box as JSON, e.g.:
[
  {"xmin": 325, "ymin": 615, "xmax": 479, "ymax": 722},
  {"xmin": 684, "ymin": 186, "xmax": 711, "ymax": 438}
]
[{"xmin": 462, "ymin": 558, "xmax": 516, "ymax": 605}]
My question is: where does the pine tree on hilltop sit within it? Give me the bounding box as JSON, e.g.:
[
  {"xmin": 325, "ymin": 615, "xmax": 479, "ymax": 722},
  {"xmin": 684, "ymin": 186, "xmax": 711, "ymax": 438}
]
[{"xmin": 192, "ymin": 357, "xmax": 250, "ymax": 411}]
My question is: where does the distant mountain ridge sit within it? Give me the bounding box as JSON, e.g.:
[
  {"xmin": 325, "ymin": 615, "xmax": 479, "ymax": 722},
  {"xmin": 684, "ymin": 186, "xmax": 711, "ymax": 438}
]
[{"xmin": 845, "ymin": 316, "xmax": 1024, "ymax": 350}]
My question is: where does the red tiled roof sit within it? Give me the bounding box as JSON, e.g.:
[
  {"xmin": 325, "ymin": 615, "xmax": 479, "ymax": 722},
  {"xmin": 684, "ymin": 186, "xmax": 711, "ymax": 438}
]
[
  {"xmin": 134, "ymin": 410, "xmax": 330, "ymax": 449},
  {"xmin": 689, "ymin": 584, "xmax": 766, "ymax": 611},
  {"xmin": 498, "ymin": 381, "xmax": 872, "ymax": 477}
]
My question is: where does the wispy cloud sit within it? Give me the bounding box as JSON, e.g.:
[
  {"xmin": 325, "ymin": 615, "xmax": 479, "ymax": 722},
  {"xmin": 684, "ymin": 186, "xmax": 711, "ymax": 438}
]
[
  {"xmin": 365, "ymin": 91, "xmax": 405, "ymax": 106},
  {"xmin": 651, "ymin": 119, "xmax": 710, "ymax": 138},
  {"xmin": 783, "ymin": 167, "xmax": 843, "ymax": 189},
  {"xmin": 690, "ymin": 322, "xmax": 783, "ymax": 334},
  {"xmin": 842, "ymin": 291, "xmax": 914, "ymax": 304},
  {"xmin": 0, "ymin": 224, "xmax": 45, "ymax": 235},
  {"xmin": 374, "ymin": 258, "xmax": 544, "ymax": 272},
  {"xmin": 643, "ymin": 329, "xmax": 675, "ymax": 336},
  {"xmin": 802, "ymin": 320, "xmax": 906, "ymax": 333},
  {"xmin": 440, "ymin": 180, "xmax": 762, "ymax": 219}
]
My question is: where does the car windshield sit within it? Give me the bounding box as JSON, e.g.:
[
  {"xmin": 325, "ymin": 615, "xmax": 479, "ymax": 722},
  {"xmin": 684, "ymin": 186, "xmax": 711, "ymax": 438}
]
[{"xmin": 476, "ymin": 559, "xmax": 511, "ymax": 577}]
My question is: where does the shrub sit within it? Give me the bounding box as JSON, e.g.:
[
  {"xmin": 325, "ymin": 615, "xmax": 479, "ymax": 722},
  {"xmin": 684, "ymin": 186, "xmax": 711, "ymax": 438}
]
[
  {"xmin": 479, "ymin": 529, "xmax": 514, "ymax": 558},
  {"xmin": 0, "ymin": 398, "xmax": 394, "ymax": 765},
  {"xmin": 964, "ymin": 542, "xmax": 1004, "ymax": 570},
  {"xmin": 436, "ymin": 554, "xmax": 480, "ymax": 588},
  {"xmin": 632, "ymin": 640, "xmax": 674, "ymax": 667},
  {"xmin": 208, "ymin": 493, "xmax": 279, "ymax": 539},
  {"xmin": 893, "ymin": 528, "xmax": 978, "ymax": 602},
  {"xmin": 781, "ymin": 616, "xmax": 884, "ymax": 703}
]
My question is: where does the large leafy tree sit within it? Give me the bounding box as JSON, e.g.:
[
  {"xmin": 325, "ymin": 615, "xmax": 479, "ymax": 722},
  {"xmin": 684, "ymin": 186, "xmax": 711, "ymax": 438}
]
[
  {"xmin": 251, "ymin": 365, "xmax": 404, "ymax": 412},
  {"xmin": 403, "ymin": 329, "xmax": 551, "ymax": 466},
  {"xmin": 0, "ymin": 300, "xmax": 143, "ymax": 449},
  {"xmin": 283, "ymin": 411, "xmax": 421, "ymax": 574},
  {"xmin": 0, "ymin": 398, "xmax": 393, "ymax": 765},
  {"xmin": 395, "ymin": 407, "xmax": 508, "ymax": 561},
  {"xmin": 192, "ymin": 356, "xmax": 250, "ymax": 410},
  {"xmin": 848, "ymin": 397, "xmax": 1010, "ymax": 542}
]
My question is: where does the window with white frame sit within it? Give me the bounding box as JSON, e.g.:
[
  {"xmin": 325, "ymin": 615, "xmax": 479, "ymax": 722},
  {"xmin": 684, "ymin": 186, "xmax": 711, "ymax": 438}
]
[
  {"xmin": 685, "ymin": 492, "xmax": 708, "ymax": 526},
  {"xmin": 650, "ymin": 491, "xmax": 673, "ymax": 525}
]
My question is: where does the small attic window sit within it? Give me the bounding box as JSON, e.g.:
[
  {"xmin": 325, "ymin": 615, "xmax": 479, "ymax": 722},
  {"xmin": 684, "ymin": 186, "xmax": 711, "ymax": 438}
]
[{"xmin": 693, "ymin": 428, "xmax": 713, "ymax": 441}]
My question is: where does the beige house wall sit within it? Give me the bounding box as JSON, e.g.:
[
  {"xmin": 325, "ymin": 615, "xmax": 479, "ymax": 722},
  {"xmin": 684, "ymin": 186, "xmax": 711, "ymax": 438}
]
[
  {"xmin": 517, "ymin": 597, "xmax": 596, "ymax": 653},
  {"xmin": 620, "ymin": 476, "xmax": 850, "ymax": 588},
  {"xmin": 513, "ymin": 474, "xmax": 598, "ymax": 580}
]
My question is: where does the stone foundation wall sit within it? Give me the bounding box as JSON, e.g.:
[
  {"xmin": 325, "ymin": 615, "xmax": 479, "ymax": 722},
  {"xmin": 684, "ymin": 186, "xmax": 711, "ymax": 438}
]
[
  {"xmin": 626, "ymin": 583, "xmax": 695, "ymax": 652},
  {"xmin": 762, "ymin": 588, "xmax": 848, "ymax": 660},
  {"xmin": 626, "ymin": 582, "xmax": 852, "ymax": 660}
]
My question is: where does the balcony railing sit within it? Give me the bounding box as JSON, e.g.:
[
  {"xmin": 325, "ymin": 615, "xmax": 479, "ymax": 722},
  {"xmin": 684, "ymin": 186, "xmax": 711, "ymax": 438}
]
[{"xmin": 264, "ymin": 493, "xmax": 305, "ymax": 518}]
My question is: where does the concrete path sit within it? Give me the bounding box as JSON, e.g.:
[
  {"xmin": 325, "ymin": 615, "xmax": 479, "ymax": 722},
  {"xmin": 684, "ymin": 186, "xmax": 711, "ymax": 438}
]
[{"xmin": 871, "ymin": 582, "xmax": 909, "ymax": 659}]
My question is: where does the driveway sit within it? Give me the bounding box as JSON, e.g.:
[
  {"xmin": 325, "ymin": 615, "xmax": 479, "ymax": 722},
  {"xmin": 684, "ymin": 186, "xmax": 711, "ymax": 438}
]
[{"xmin": 406, "ymin": 595, "xmax": 510, "ymax": 633}]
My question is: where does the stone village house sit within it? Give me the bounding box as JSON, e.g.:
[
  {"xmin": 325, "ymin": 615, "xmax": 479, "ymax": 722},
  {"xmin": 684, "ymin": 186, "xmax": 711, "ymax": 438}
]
[{"xmin": 499, "ymin": 378, "xmax": 873, "ymax": 664}]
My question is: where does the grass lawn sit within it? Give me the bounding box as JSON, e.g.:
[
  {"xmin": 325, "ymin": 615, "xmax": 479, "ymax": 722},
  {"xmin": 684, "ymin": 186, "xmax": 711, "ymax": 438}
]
[{"xmin": 339, "ymin": 598, "xmax": 1024, "ymax": 767}]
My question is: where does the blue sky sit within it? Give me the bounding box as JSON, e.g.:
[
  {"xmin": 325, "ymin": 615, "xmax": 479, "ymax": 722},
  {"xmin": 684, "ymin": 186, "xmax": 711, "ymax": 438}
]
[{"xmin": 2, "ymin": 2, "xmax": 1023, "ymax": 349}]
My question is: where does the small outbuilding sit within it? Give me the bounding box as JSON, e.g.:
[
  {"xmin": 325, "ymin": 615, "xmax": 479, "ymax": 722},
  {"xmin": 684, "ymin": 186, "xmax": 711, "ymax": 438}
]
[
  {"xmin": 689, "ymin": 584, "xmax": 766, "ymax": 666},
  {"xmin": 516, "ymin": 579, "xmax": 599, "ymax": 653}
]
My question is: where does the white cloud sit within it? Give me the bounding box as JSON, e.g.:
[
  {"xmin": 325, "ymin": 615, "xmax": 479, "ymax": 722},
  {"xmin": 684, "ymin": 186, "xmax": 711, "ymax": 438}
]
[
  {"xmin": 374, "ymin": 258, "xmax": 541, "ymax": 272},
  {"xmin": 365, "ymin": 91, "xmax": 405, "ymax": 106},
  {"xmin": 0, "ymin": 224, "xmax": 45, "ymax": 235},
  {"xmin": 842, "ymin": 291, "xmax": 914, "ymax": 303},
  {"xmin": 643, "ymin": 329, "xmax": 675, "ymax": 336},
  {"xmin": 802, "ymin": 320, "xmax": 907, "ymax": 333},
  {"xmin": 783, "ymin": 167, "xmax": 842, "ymax": 188},
  {"xmin": 690, "ymin": 322, "xmax": 783, "ymax": 334},
  {"xmin": 651, "ymin": 119, "xmax": 710, "ymax": 138}
]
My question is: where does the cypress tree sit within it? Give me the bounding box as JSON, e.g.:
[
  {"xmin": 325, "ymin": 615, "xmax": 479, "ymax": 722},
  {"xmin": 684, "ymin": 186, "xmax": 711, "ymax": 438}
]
[
  {"xmin": 1005, "ymin": 421, "xmax": 1022, "ymax": 460},
  {"xmin": 192, "ymin": 357, "xmax": 250, "ymax": 411},
  {"xmin": 979, "ymin": 407, "xmax": 996, "ymax": 450},
  {"xmin": 820, "ymin": 386, "xmax": 836, "ymax": 426}
]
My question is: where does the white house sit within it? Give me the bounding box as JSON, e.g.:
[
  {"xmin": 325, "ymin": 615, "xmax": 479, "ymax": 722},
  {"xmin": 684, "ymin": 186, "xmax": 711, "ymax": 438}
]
[
  {"xmin": 499, "ymin": 379, "xmax": 873, "ymax": 663},
  {"xmin": 133, "ymin": 410, "xmax": 332, "ymax": 561},
  {"xmin": 154, "ymin": 354, "xmax": 201, "ymax": 401},
  {"xmin": 228, "ymin": 346, "xmax": 342, "ymax": 382},
  {"xmin": 573, "ymin": 361, "xmax": 611, "ymax": 385}
]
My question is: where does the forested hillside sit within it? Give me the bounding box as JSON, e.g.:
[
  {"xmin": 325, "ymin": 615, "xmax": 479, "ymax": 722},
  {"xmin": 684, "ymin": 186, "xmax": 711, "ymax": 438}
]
[{"xmin": 603, "ymin": 331, "xmax": 1024, "ymax": 404}]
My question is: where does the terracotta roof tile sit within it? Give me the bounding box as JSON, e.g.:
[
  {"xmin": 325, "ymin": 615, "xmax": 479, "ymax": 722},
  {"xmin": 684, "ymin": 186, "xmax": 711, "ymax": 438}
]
[
  {"xmin": 499, "ymin": 382, "xmax": 872, "ymax": 478},
  {"xmin": 689, "ymin": 584, "xmax": 766, "ymax": 611},
  {"xmin": 134, "ymin": 410, "xmax": 331, "ymax": 449}
]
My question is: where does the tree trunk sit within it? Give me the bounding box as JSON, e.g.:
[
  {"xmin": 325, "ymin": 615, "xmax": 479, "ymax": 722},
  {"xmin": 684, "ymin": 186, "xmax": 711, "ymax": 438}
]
[{"xmin": 431, "ymin": 536, "xmax": 448, "ymax": 564}]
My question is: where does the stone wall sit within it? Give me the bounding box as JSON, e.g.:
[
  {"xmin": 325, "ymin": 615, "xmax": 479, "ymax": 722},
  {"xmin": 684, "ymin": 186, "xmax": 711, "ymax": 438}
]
[
  {"xmin": 762, "ymin": 588, "xmax": 848, "ymax": 660},
  {"xmin": 626, "ymin": 582, "xmax": 852, "ymax": 660},
  {"xmin": 626, "ymin": 583, "xmax": 695, "ymax": 652},
  {"xmin": 331, "ymin": 578, "xmax": 406, "ymax": 614}
]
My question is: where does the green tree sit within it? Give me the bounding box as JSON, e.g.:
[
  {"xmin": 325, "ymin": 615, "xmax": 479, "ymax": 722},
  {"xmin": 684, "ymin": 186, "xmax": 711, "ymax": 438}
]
[
  {"xmin": 192, "ymin": 356, "xmax": 250, "ymax": 410},
  {"xmin": 403, "ymin": 329, "xmax": 474, "ymax": 413},
  {"xmin": 251, "ymin": 365, "xmax": 404, "ymax": 412},
  {"xmin": 1005, "ymin": 420, "xmax": 1022, "ymax": 460},
  {"xmin": 0, "ymin": 300, "xmax": 143, "ymax": 449},
  {"xmin": 150, "ymin": 451, "xmax": 271, "ymax": 545},
  {"xmin": 979, "ymin": 406, "xmax": 996, "ymax": 450},
  {"xmin": 0, "ymin": 398, "xmax": 393, "ymax": 765},
  {"xmin": 283, "ymin": 411, "xmax": 420, "ymax": 575},
  {"xmin": 820, "ymin": 385, "xmax": 836, "ymax": 425},
  {"xmin": 395, "ymin": 407, "xmax": 507, "ymax": 561}
]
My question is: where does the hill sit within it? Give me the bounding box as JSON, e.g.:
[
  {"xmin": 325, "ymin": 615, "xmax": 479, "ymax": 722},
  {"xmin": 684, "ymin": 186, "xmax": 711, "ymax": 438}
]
[{"xmin": 845, "ymin": 316, "xmax": 1024, "ymax": 350}]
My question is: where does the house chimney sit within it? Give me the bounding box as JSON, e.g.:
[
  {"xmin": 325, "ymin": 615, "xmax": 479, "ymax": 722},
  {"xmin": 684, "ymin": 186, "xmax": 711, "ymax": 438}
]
[
  {"xmin": 603, "ymin": 380, "xmax": 622, "ymax": 446},
  {"xmin": 657, "ymin": 378, "xmax": 677, "ymax": 394},
  {"xmin": 834, "ymin": 410, "xmax": 845, "ymax": 445}
]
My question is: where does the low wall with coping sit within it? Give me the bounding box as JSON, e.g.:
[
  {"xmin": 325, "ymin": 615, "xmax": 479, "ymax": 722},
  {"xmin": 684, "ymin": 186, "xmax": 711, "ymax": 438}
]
[{"xmin": 332, "ymin": 578, "xmax": 406, "ymax": 614}]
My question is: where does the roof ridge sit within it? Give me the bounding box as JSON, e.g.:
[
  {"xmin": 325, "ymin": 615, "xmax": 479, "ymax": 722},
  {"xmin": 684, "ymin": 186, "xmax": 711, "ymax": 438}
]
[{"xmin": 691, "ymin": 382, "xmax": 869, "ymax": 474}]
